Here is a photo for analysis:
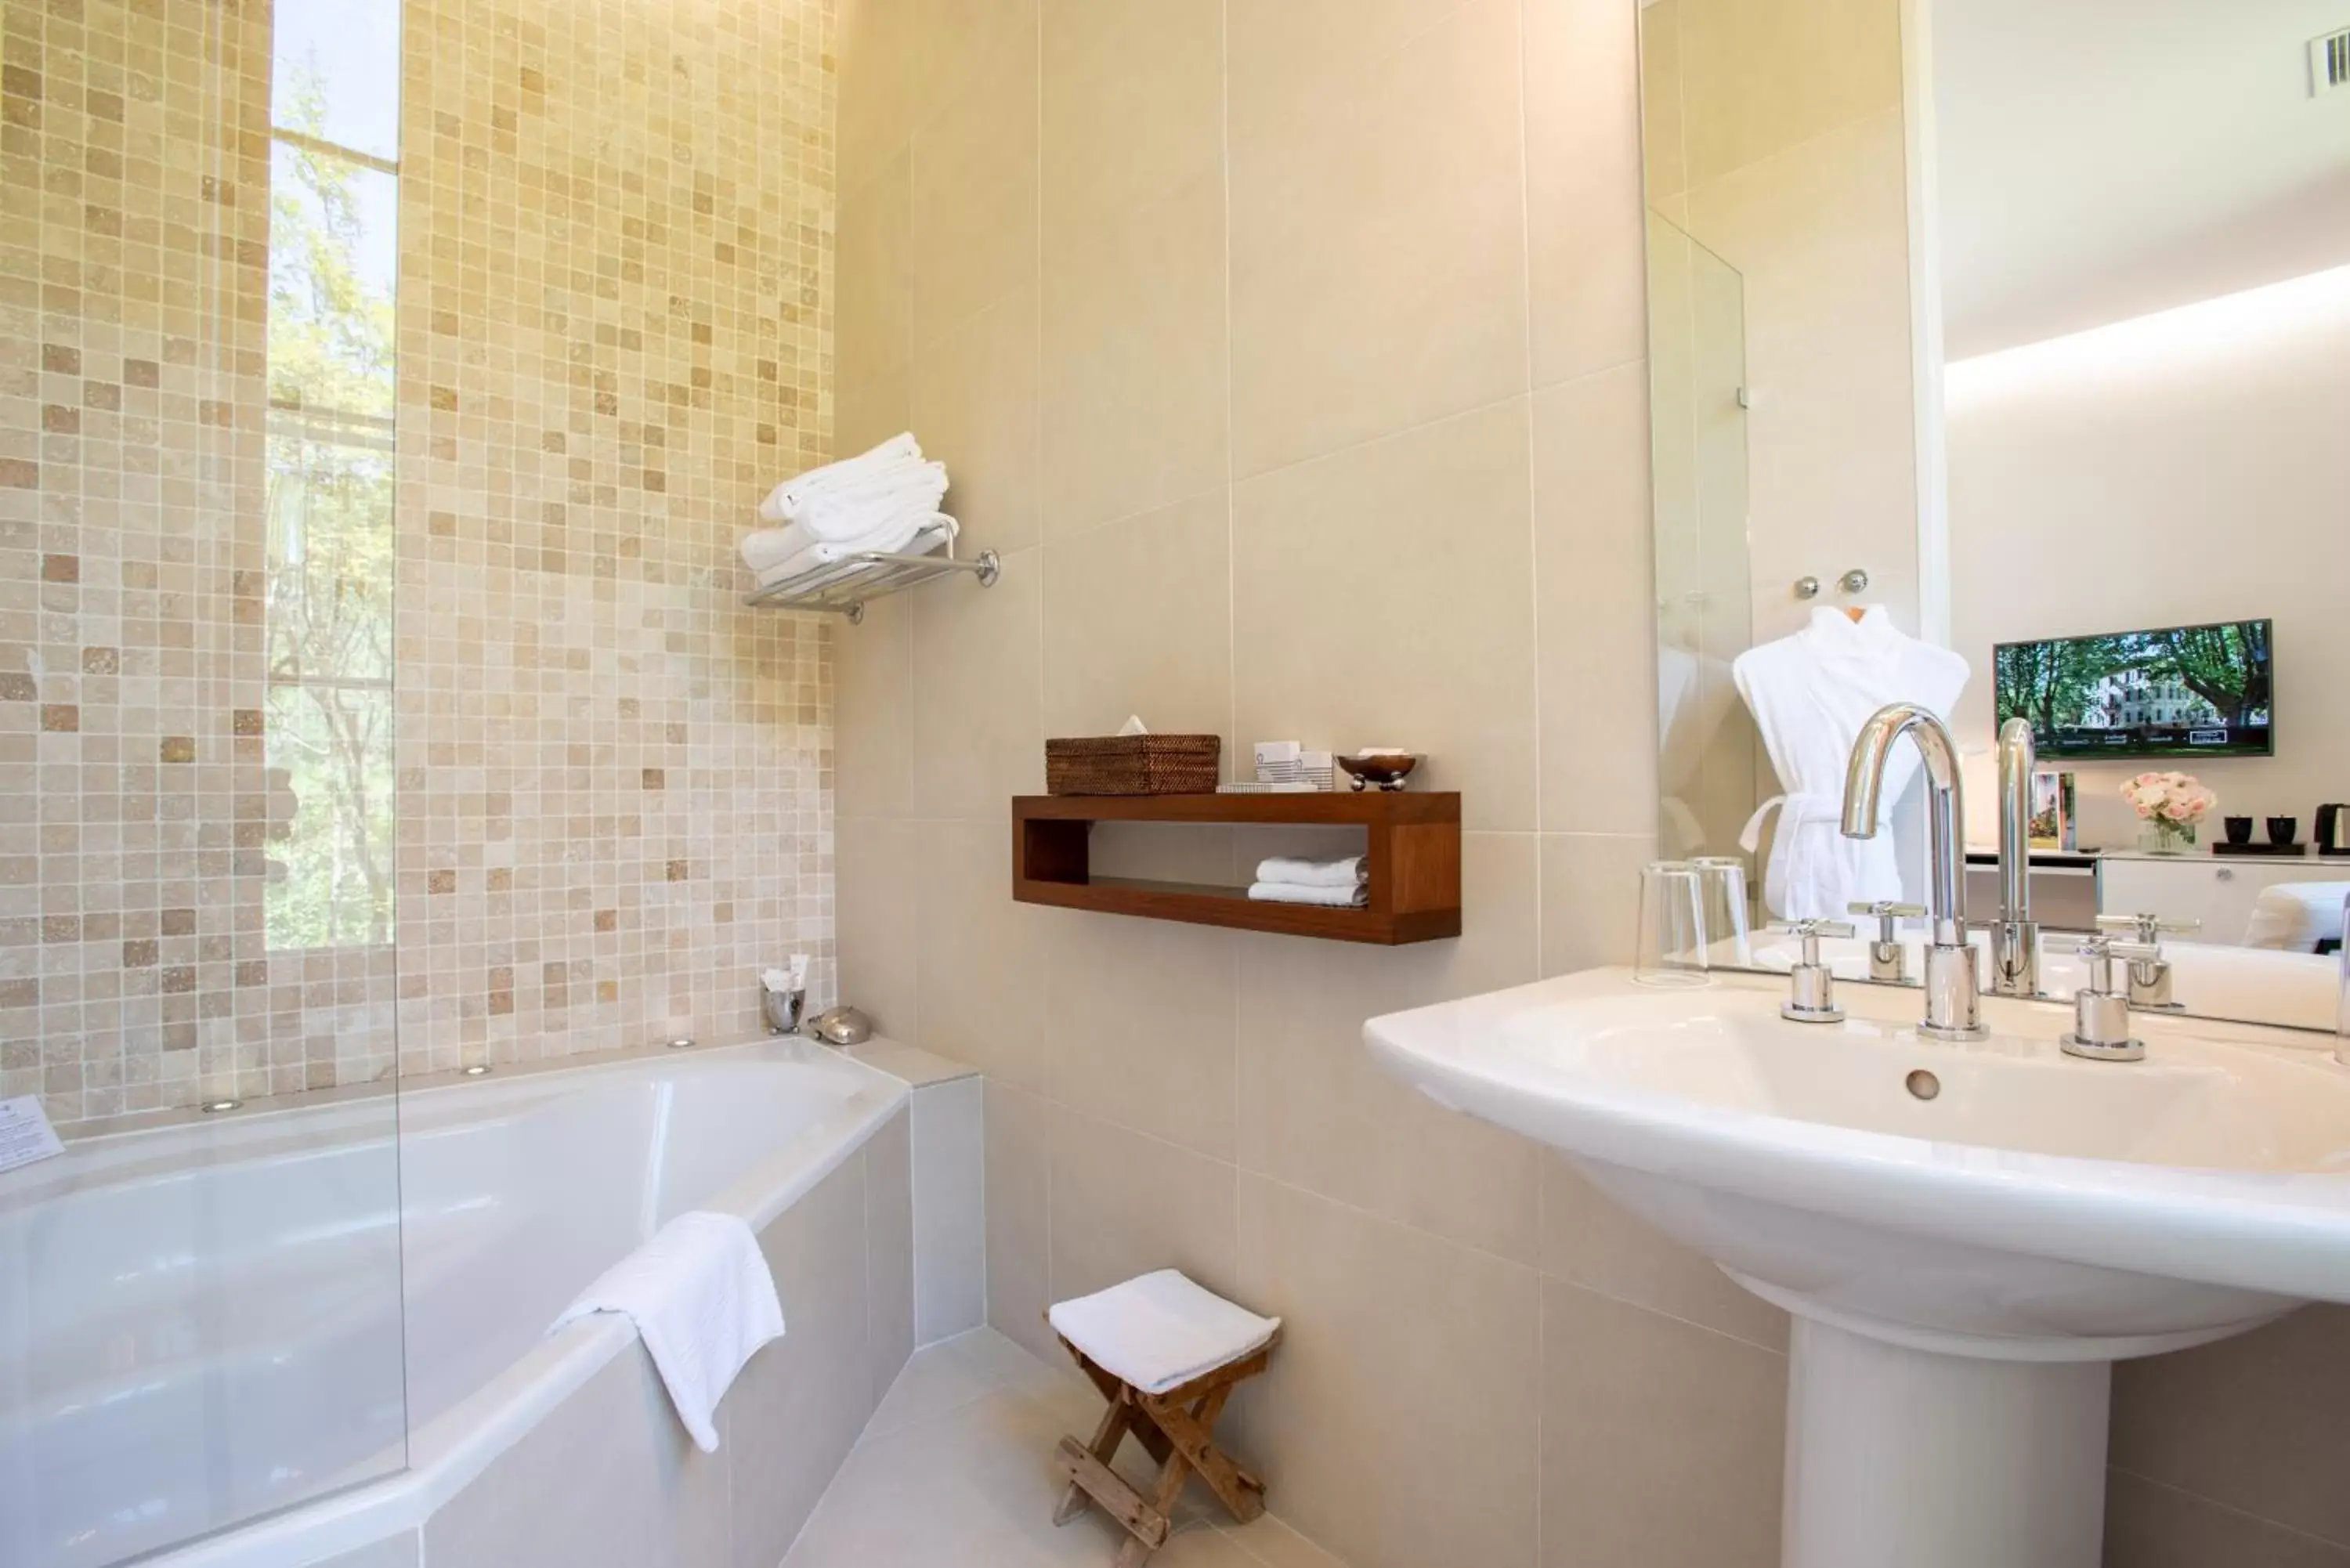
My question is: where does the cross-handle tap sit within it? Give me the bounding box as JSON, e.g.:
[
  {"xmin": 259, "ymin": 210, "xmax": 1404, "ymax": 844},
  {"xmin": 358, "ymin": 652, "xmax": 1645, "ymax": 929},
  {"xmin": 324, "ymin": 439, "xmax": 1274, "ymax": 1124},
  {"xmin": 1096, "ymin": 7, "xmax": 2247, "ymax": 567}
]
[
  {"xmin": 1770, "ymin": 919, "xmax": 1855, "ymax": 1024},
  {"xmin": 2094, "ymin": 912, "xmax": 2199, "ymax": 1012},
  {"xmin": 1841, "ymin": 703, "xmax": 1988, "ymax": 1042},
  {"xmin": 1849, "ymin": 900, "xmax": 1927, "ymax": 984},
  {"xmin": 2061, "ymin": 935, "xmax": 2162, "ymax": 1062}
]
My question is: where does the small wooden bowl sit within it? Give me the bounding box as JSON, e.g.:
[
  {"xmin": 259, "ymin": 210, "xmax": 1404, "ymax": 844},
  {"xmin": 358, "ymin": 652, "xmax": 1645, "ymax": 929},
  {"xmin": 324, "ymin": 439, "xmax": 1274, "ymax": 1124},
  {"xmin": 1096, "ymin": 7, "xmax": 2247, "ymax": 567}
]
[{"xmin": 1336, "ymin": 752, "xmax": 1419, "ymax": 792}]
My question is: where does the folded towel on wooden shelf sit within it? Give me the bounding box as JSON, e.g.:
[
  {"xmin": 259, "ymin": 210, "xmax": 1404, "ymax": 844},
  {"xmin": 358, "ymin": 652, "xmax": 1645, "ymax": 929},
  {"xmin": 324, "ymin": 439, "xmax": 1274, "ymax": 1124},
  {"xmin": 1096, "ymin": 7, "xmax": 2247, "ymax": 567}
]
[
  {"xmin": 753, "ymin": 515, "xmax": 957, "ymax": 589},
  {"xmin": 549, "ymin": 1212, "xmax": 785, "ymax": 1453},
  {"xmin": 756, "ymin": 432, "xmax": 921, "ymax": 523},
  {"xmin": 1253, "ymin": 854, "xmax": 1366, "ymax": 889},
  {"xmin": 1246, "ymin": 880, "xmax": 1368, "ymax": 909}
]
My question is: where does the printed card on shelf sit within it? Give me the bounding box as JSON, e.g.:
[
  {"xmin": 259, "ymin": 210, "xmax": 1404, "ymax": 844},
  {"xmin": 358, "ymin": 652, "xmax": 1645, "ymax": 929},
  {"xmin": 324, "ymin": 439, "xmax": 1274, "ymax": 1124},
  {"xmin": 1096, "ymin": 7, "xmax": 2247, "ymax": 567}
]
[{"xmin": 0, "ymin": 1095, "xmax": 64, "ymax": 1176}]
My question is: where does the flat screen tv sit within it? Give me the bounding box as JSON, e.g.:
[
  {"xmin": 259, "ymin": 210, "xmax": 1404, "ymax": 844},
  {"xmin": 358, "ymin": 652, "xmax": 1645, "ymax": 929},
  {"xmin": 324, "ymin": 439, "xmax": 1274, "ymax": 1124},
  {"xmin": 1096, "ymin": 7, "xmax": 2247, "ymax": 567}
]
[{"xmin": 1994, "ymin": 620, "xmax": 2273, "ymax": 760}]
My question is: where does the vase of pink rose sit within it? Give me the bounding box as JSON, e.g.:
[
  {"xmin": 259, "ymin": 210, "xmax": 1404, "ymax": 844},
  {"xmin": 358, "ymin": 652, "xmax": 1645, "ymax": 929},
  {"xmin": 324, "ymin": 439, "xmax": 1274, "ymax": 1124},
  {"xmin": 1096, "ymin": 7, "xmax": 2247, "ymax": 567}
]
[{"xmin": 2120, "ymin": 771, "xmax": 2217, "ymax": 854}]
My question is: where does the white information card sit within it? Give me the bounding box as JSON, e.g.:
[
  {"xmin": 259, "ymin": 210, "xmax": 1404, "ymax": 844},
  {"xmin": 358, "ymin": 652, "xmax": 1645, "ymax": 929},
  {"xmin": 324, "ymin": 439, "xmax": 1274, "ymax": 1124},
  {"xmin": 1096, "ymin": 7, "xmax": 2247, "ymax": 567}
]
[{"xmin": 0, "ymin": 1095, "xmax": 64, "ymax": 1175}]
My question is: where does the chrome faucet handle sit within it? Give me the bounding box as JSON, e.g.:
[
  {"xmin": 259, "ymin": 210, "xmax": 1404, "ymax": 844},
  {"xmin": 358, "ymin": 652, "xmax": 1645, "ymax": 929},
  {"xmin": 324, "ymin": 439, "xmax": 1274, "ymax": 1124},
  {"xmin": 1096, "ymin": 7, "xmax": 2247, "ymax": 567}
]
[
  {"xmin": 2063, "ymin": 937, "xmax": 2159, "ymax": 1063},
  {"xmin": 2098, "ymin": 915, "xmax": 2193, "ymax": 1010},
  {"xmin": 1848, "ymin": 901, "xmax": 1925, "ymax": 984},
  {"xmin": 2096, "ymin": 912, "xmax": 2200, "ymax": 944},
  {"xmin": 1769, "ymin": 919, "xmax": 1854, "ymax": 1024}
]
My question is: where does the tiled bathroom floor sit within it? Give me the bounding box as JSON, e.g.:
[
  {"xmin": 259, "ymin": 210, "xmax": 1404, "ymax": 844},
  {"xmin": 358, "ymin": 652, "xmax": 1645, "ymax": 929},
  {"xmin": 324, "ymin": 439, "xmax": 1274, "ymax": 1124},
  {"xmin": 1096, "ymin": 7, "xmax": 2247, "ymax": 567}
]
[{"xmin": 783, "ymin": 1328, "xmax": 1348, "ymax": 1568}]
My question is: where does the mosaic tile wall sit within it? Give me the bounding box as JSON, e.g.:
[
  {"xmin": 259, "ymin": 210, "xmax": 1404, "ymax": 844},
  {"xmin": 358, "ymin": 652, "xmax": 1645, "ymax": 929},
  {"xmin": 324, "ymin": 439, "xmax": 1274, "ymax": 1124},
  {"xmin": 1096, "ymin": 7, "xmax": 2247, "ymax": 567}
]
[
  {"xmin": 392, "ymin": 0, "xmax": 837, "ymax": 1078},
  {"xmin": 0, "ymin": 0, "xmax": 837, "ymax": 1129},
  {"xmin": 0, "ymin": 0, "xmax": 293, "ymax": 1129}
]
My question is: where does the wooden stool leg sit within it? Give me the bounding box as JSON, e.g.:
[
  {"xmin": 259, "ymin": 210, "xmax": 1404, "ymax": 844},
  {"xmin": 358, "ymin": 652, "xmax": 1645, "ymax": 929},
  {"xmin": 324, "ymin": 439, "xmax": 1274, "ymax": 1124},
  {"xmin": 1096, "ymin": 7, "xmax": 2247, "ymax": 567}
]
[
  {"xmin": 1139, "ymin": 1384, "xmax": 1267, "ymax": 1523},
  {"xmin": 1112, "ymin": 1436, "xmax": 1197, "ymax": 1568},
  {"xmin": 1055, "ymin": 1390, "xmax": 1133, "ymax": 1526}
]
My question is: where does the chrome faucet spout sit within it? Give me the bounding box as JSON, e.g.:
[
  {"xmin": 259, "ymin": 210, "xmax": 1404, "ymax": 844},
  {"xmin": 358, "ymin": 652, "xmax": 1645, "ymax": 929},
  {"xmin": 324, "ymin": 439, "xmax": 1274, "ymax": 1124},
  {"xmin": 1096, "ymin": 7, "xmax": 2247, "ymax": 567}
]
[
  {"xmin": 1840, "ymin": 703, "xmax": 1988, "ymax": 1042},
  {"xmin": 1990, "ymin": 717, "xmax": 2042, "ymax": 997}
]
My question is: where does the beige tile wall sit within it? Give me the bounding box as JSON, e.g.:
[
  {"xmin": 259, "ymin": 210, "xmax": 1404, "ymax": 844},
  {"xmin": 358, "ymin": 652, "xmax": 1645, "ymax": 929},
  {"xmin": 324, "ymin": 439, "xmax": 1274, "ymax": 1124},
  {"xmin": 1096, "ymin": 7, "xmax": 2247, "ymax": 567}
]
[
  {"xmin": 0, "ymin": 0, "xmax": 292, "ymax": 1127},
  {"xmin": 826, "ymin": 2, "xmax": 1789, "ymax": 1565},
  {"xmin": 1, "ymin": 0, "xmax": 838, "ymax": 1127},
  {"xmin": 830, "ymin": 5, "xmax": 2350, "ymax": 1567},
  {"xmin": 392, "ymin": 0, "xmax": 838, "ymax": 1075}
]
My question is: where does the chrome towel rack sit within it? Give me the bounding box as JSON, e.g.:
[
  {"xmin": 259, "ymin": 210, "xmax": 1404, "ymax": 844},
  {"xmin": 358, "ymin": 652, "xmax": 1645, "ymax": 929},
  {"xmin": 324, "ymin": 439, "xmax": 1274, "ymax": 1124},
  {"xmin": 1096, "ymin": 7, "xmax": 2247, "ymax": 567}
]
[{"xmin": 742, "ymin": 542, "xmax": 1001, "ymax": 623}]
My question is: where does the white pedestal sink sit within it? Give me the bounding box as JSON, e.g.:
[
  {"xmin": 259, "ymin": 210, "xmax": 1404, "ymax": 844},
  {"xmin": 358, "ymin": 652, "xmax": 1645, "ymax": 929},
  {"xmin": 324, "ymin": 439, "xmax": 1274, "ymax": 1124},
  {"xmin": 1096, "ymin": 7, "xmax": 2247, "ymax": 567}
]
[{"xmin": 1365, "ymin": 969, "xmax": 2350, "ymax": 1568}]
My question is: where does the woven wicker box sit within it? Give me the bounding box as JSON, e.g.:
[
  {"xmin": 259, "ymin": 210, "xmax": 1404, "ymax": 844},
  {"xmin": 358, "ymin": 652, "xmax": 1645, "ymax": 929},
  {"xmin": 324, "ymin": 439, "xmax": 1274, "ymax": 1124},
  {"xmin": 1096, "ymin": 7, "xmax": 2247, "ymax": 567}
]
[{"xmin": 1045, "ymin": 734, "xmax": 1221, "ymax": 796}]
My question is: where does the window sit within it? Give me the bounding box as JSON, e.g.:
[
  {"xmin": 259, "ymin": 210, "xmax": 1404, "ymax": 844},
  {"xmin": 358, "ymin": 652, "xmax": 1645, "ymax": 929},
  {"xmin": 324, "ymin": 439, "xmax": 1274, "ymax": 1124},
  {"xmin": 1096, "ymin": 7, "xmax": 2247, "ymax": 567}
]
[{"xmin": 264, "ymin": 1, "xmax": 402, "ymax": 949}]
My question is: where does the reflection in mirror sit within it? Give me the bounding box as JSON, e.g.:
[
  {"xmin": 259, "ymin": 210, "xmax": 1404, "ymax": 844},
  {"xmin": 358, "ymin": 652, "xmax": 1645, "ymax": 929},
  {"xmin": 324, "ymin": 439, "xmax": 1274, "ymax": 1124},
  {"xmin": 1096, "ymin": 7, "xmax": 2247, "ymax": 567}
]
[{"xmin": 1642, "ymin": 0, "xmax": 2350, "ymax": 1031}]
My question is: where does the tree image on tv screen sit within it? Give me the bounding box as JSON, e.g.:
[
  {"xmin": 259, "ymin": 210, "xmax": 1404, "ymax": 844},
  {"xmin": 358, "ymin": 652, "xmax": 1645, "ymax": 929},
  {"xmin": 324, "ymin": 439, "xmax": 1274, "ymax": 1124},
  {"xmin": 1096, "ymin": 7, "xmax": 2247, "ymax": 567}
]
[
  {"xmin": 1996, "ymin": 622, "xmax": 2271, "ymax": 752},
  {"xmin": 2153, "ymin": 621, "xmax": 2270, "ymax": 726}
]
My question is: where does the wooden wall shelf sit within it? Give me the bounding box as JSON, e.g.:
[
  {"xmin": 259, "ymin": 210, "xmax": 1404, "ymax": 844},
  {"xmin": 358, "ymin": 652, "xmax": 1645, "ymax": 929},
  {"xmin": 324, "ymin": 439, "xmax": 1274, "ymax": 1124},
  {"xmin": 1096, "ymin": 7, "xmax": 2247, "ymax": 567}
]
[{"xmin": 1012, "ymin": 792, "xmax": 1462, "ymax": 945}]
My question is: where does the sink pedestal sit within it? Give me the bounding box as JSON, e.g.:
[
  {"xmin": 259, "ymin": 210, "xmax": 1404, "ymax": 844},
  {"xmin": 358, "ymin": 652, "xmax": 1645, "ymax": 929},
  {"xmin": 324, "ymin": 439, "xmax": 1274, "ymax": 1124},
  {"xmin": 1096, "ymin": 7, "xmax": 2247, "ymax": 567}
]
[{"xmin": 1783, "ymin": 1319, "xmax": 2110, "ymax": 1568}]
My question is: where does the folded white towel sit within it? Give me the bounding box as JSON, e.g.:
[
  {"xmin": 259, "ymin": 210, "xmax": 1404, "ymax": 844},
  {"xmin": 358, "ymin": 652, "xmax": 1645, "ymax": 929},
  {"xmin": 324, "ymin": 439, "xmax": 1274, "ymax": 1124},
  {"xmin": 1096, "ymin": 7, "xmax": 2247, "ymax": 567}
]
[
  {"xmin": 1246, "ymin": 881, "xmax": 1368, "ymax": 908},
  {"xmin": 757, "ymin": 432, "xmax": 920, "ymax": 523},
  {"xmin": 754, "ymin": 516, "xmax": 957, "ymax": 588},
  {"xmin": 1254, "ymin": 855, "xmax": 1366, "ymax": 889},
  {"xmin": 549, "ymin": 1212, "xmax": 784, "ymax": 1453},
  {"xmin": 743, "ymin": 506, "xmax": 957, "ymax": 577},
  {"xmin": 1047, "ymin": 1270, "xmax": 1280, "ymax": 1397},
  {"xmin": 790, "ymin": 465, "xmax": 950, "ymax": 542}
]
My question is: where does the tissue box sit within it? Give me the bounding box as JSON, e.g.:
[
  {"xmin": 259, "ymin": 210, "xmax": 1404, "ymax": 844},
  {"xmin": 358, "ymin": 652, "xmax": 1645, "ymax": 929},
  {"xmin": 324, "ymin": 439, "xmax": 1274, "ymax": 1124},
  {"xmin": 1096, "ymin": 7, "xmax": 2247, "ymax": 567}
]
[{"xmin": 1046, "ymin": 734, "xmax": 1221, "ymax": 796}]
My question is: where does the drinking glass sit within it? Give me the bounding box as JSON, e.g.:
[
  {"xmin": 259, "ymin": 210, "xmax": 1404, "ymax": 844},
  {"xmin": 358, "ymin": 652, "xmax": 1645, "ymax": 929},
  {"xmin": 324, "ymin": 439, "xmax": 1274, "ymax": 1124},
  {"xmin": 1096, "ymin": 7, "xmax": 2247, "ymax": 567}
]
[
  {"xmin": 1689, "ymin": 855, "xmax": 1753, "ymax": 967},
  {"xmin": 1634, "ymin": 861, "xmax": 1711, "ymax": 987}
]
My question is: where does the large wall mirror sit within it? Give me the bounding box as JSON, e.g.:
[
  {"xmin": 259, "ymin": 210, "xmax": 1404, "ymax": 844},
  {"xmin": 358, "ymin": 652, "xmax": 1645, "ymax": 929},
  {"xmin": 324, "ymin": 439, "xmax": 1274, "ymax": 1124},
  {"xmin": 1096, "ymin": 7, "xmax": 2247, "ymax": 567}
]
[{"xmin": 1644, "ymin": 0, "xmax": 2350, "ymax": 1032}]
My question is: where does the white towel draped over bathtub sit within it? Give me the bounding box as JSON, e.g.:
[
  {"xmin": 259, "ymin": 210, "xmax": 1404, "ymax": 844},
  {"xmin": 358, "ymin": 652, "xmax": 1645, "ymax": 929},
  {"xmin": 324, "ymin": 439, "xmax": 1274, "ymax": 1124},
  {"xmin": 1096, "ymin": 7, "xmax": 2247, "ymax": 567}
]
[{"xmin": 551, "ymin": 1210, "xmax": 784, "ymax": 1453}]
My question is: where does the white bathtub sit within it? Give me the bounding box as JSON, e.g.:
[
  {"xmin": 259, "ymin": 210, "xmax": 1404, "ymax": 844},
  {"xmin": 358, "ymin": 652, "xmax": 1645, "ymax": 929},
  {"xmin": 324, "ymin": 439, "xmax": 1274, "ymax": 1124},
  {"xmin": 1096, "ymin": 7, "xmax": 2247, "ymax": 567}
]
[{"xmin": 0, "ymin": 1039, "xmax": 911, "ymax": 1568}]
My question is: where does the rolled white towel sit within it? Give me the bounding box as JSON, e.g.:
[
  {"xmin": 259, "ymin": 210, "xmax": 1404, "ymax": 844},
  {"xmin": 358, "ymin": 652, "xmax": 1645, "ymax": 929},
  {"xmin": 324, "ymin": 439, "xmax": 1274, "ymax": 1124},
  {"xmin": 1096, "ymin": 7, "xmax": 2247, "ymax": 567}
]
[
  {"xmin": 755, "ymin": 516, "xmax": 956, "ymax": 588},
  {"xmin": 1254, "ymin": 854, "xmax": 1365, "ymax": 889},
  {"xmin": 1246, "ymin": 881, "xmax": 1368, "ymax": 909},
  {"xmin": 756, "ymin": 432, "xmax": 920, "ymax": 523}
]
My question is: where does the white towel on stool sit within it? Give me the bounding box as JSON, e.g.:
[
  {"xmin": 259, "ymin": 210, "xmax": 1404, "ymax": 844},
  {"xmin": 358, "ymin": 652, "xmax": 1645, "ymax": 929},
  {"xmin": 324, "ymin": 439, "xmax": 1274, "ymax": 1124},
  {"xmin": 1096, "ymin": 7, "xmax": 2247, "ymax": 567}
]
[
  {"xmin": 1048, "ymin": 1270, "xmax": 1280, "ymax": 1396},
  {"xmin": 550, "ymin": 1211, "xmax": 784, "ymax": 1453},
  {"xmin": 1246, "ymin": 881, "xmax": 1368, "ymax": 908},
  {"xmin": 1254, "ymin": 854, "xmax": 1366, "ymax": 889}
]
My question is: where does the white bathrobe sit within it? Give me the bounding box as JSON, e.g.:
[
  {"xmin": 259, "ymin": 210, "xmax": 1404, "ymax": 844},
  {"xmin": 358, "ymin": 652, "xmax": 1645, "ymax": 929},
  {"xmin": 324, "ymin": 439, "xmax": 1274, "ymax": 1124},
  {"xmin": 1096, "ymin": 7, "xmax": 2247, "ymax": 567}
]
[{"xmin": 1732, "ymin": 608, "xmax": 1969, "ymax": 921}]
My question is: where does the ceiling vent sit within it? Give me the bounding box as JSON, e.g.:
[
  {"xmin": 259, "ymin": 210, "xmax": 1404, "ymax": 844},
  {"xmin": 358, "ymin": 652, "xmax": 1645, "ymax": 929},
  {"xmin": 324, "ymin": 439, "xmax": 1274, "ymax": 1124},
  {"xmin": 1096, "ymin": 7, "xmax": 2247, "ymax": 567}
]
[{"xmin": 2315, "ymin": 27, "xmax": 2350, "ymax": 96}]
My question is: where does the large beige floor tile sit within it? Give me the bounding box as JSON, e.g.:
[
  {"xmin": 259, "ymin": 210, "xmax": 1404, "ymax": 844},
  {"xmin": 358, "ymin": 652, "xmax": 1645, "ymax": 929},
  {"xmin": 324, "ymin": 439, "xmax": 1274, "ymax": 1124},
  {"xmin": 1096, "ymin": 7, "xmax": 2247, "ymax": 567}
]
[
  {"xmin": 913, "ymin": 279, "xmax": 1042, "ymax": 557},
  {"xmin": 910, "ymin": 14, "xmax": 1039, "ymax": 349},
  {"xmin": 1047, "ymin": 909, "xmax": 1238, "ymax": 1161},
  {"xmin": 1226, "ymin": 0, "xmax": 1528, "ymax": 476},
  {"xmin": 914, "ymin": 819, "xmax": 1051, "ymax": 1089},
  {"xmin": 986, "ymin": 1081, "xmax": 1058, "ymax": 1365},
  {"xmin": 1231, "ymin": 400, "xmax": 1537, "ymax": 830},
  {"xmin": 1234, "ymin": 833, "xmax": 1542, "ymax": 1263},
  {"xmin": 837, "ymin": 815, "xmax": 918, "ymax": 1041},
  {"xmin": 1041, "ymin": 491, "xmax": 1231, "ymax": 745},
  {"xmin": 909, "ymin": 547, "xmax": 1043, "ymax": 822},
  {"xmin": 1524, "ymin": 0, "xmax": 1647, "ymax": 389},
  {"xmin": 1540, "ymin": 1279, "xmax": 1784, "ymax": 1568},
  {"xmin": 2110, "ymin": 1304, "xmax": 2350, "ymax": 1548},
  {"xmin": 1236, "ymin": 1173, "xmax": 1541, "ymax": 1568},
  {"xmin": 1538, "ymin": 1151, "xmax": 1788, "ymax": 1351},
  {"xmin": 1048, "ymin": 1104, "xmax": 1242, "ymax": 1305},
  {"xmin": 1534, "ymin": 364, "xmax": 1661, "ymax": 836},
  {"xmin": 2103, "ymin": 1470, "xmax": 2350, "ymax": 1568}
]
